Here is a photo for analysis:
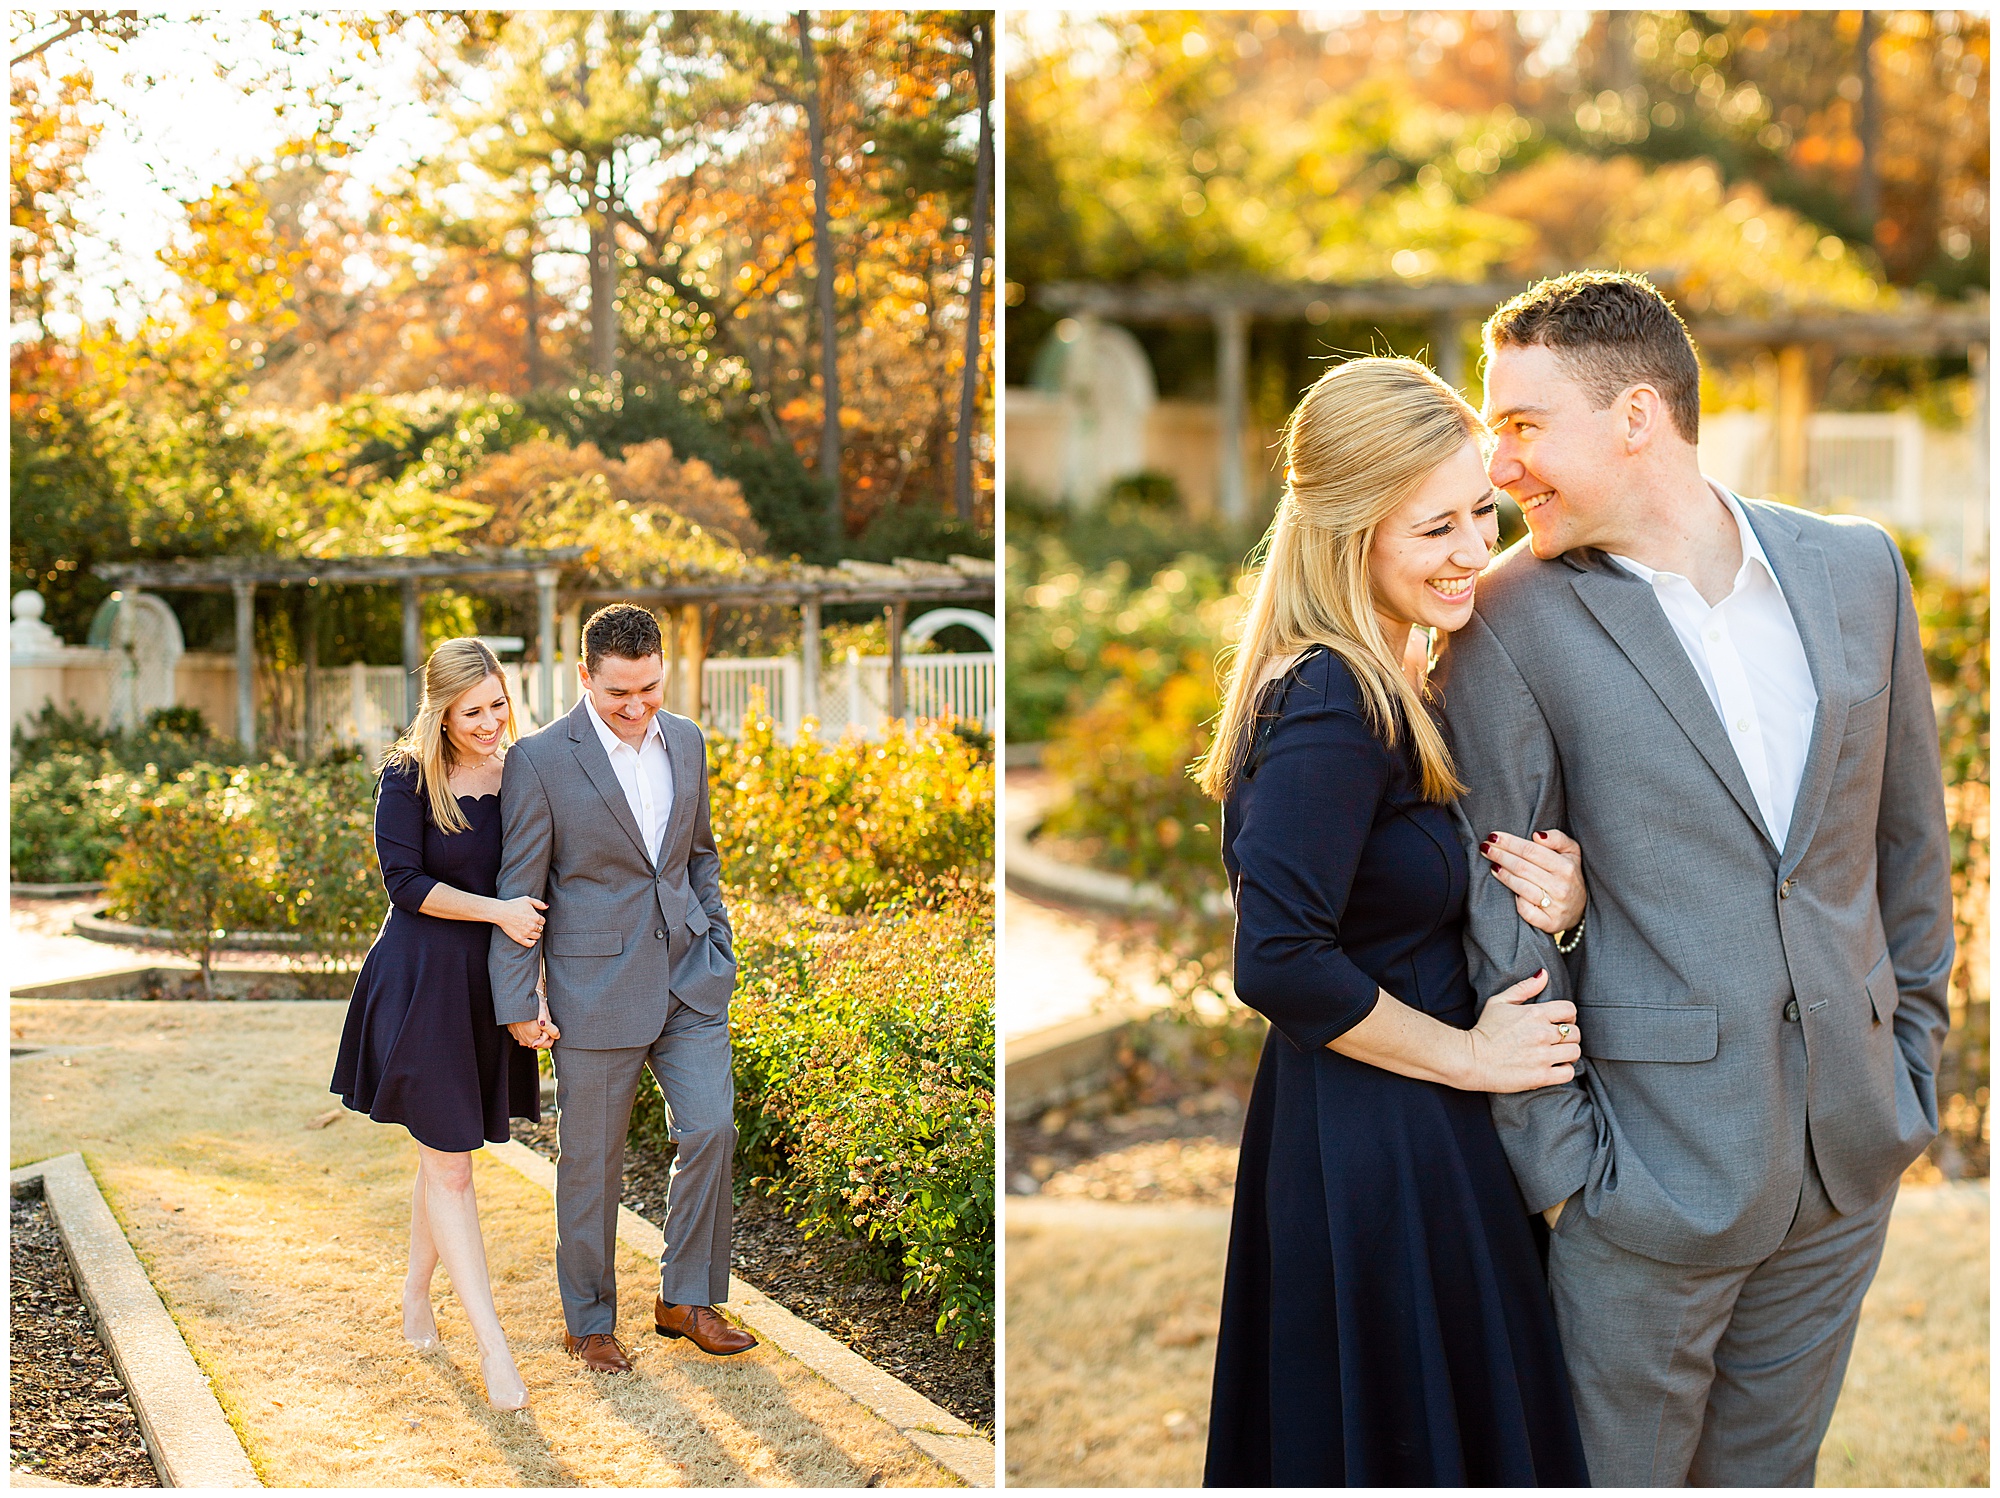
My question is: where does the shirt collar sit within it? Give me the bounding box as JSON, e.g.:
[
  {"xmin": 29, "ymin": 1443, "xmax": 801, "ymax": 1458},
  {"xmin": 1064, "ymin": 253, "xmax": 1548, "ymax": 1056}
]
[
  {"xmin": 1606, "ymin": 481, "xmax": 1779, "ymax": 593},
  {"xmin": 583, "ymin": 692, "xmax": 666, "ymax": 756}
]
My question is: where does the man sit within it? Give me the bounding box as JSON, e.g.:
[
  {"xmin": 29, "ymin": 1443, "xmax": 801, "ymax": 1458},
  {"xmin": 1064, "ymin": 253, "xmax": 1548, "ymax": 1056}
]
[
  {"xmin": 490, "ymin": 602, "xmax": 755, "ymax": 1373},
  {"xmin": 1436, "ymin": 271, "xmax": 1952, "ymax": 1486}
]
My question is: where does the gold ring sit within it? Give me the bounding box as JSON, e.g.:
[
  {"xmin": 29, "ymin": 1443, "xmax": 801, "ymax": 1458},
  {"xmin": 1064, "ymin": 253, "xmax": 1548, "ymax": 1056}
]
[
  {"xmin": 1538, "ymin": 889, "xmax": 1552, "ymax": 910},
  {"xmin": 1557, "ymin": 1023, "xmax": 1572, "ymax": 1039}
]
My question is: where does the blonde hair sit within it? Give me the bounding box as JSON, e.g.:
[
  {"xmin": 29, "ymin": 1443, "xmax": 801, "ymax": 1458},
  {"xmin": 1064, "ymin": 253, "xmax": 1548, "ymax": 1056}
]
[
  {"xmin": 1194, "ymin": 356, "xmax": 1481, "ymax": 804},
  {"xmin": 381, "ymin": 638, "xmax": 516, "ymax": 834}
]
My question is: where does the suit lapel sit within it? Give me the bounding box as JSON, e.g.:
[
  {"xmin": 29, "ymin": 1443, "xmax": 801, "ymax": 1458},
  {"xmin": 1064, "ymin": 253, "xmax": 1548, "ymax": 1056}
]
[
  {"xmin": 1745, "ymin": 501, "xmax": 1849, "ymax": 874},
  {"xmin": 1569, "ymin": 558, "xmax": 1774, "ymax": 854},
  {"xmin": 567, "ymin": 699, "xmax": 653, "ymax": 868},
  {"xmin": 660, "ymin": 712, "xmax": 701, "ymax": 864}
]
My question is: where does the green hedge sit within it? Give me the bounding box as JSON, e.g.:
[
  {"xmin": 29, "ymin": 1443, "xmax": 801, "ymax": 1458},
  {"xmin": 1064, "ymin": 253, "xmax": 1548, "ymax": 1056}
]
[
  {"xmin": 1006, "ymin": 532, "xmax": 1236, "ymax": 745},
  {"xmin": 98, "ymin": 757, "xmax": 381, "ymax": 992},
  {"xmin": 714, "ymin": 893, "xmax": 993, "ymax": 1348},
  {"xmin": 9, "ymin": 705, "xmax": 242, "ymax": 884},
  {"xmin": 10, "ymin": 749, "xmax": 154, "ymax": 884},
  {"xmin": 709, "ymin": 705, "xmax": 994, "ymax": 913}
]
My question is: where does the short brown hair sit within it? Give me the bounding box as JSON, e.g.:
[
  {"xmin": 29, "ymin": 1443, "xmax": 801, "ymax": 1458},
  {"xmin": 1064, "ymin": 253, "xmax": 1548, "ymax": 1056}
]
[
  {"xmin": 1483, "ymin": 271, "xmax": 1702, "ymax": 443},
  {"xmin": 583, "ymin": 603, "xmax": 662, "ymax": 672}
]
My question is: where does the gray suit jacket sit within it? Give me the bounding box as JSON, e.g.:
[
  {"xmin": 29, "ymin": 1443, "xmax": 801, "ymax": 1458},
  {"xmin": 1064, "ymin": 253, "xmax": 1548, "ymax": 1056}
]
[
  {"xmin": 1436, "ymin": 497, "xmax": 1952, "ymax": 1267},
  {"xmin": 489, "ymin": 699, "xmax": 736, "ymax": 1049}
]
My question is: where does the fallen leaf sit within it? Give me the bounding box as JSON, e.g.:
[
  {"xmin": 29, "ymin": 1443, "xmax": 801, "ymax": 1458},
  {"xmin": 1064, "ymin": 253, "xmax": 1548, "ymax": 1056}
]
[{"xmin": 305, "ymin": 1109, "xmax": 344, "ymax": 1130}]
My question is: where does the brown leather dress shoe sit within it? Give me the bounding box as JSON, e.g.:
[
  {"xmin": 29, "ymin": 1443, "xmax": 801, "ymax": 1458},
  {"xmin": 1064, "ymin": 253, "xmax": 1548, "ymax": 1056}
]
[
  {"xmin": 563, "ymin": 1331, "xmax": 633, "ymax": 1373},
  {"xmin": 654, "ymin": 1299, "xmax": 757, "ymax": 1356}
]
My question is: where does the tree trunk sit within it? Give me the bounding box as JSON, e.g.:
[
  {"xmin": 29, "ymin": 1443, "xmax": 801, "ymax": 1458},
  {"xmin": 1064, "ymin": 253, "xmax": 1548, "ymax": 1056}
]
[
  {"xmin": 1855, "ymin": 10, "xmax": 1881, "ymax": 245},
  {"xmin": 589, "ymin": 159, "xmax": 619, "ymax": 380},
  {"xmin": 1603, "ymin": 11, "xmax": 1637, "ymax": 94},
  {"xmin": 952, "ymin": 17, "xmax": 993, "ymax": 526},
  {"xmin": 522, "ymin": 244, "xmax": 543, "ymax": 389},
  {"xmin": 796, "ymin": 10, "xmax": 843, "ymax": 550}
]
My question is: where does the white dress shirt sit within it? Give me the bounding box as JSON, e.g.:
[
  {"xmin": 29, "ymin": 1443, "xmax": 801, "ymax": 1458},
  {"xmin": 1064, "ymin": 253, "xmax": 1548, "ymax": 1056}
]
[
  {"xmin": 1605, "ymin": 484, "xmax": 1818, "ymax": 848},
  {"xmin": 584, "ymin": 695, "xmax": 675, "ymax": 865}
]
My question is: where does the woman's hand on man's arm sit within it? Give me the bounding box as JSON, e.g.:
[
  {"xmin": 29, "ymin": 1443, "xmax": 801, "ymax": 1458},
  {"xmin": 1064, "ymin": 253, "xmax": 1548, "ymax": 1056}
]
[
  {"xmin": 415, "ymin": 885, "xmax": 546, "ymax": 945},
  {"xmin": 1479, "ymin": 828, "xmax": 1584, "ymax": 933},
  {"xmin": 1328, "ymin": 968, "xmax": 1580, "ymax": 1093}
]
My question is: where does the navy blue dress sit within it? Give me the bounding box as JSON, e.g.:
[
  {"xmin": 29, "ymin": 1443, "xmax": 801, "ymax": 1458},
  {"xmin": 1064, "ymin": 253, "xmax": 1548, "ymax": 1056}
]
[
  {"xmin": 1204, "ymin": 649, "xmax": 1588, "ymax": 1487},
  {"xmin": 330, "ymin": 761, "xmax": 540, "ymax": 1152}
]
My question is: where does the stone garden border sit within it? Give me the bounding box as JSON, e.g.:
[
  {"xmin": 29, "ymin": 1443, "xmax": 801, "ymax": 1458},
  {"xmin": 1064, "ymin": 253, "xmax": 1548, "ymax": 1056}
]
[
  {"xmin": 13, "ymin": 964, "xmax": 325, "ymax": 1001},
  {"xmin": 10, "ymin": 1154, "xmax": 261, "ymax": 1488},
  {"xmin": 485, "ymin": 1138, "xmax": 995, "ymax": 1488},
  {"xmin": 73, "ymin": 909, "xmax": 305, "ymax": 951}
]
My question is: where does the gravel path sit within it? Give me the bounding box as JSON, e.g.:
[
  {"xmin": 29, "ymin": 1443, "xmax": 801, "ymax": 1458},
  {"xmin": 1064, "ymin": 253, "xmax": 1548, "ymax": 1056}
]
[
  {"xmin": 8, "ymin": 1188, "xmax": 157, "ymax": 1487},
  {"xmin": 510, "ymin": 1120, "xmax": 993, "ymax": 1432}
]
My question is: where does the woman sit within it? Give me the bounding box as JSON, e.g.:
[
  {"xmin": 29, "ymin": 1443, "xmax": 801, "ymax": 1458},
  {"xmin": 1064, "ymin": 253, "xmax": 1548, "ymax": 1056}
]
[
  {"xmin": 331, "ymin": 638, "xmax": 555, "ymax": 1411},
  {"xmin": 1199, "ymin": 358, "xmax": 1593, "ymax": 1486}
]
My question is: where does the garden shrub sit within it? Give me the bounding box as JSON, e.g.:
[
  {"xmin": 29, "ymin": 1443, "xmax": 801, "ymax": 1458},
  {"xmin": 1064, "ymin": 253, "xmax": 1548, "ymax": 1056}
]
[
  {"xmin": 103, "ymin": 769, "xmax": 266, "ymax": 997},
  {"xmin": 719, "ymin": 893, "xmax": 994, "ymax": 1348},
  {"xmin": 1043, "ymin": 647, "xmax": 1235, "ymax": 1009},
  {"xmin": 9, "ymin": 749, "xmax": 154, "ymax": 884},
  {"xmin": 100, "ymin": 759, "xmax": 384, "ymax": 991},
  {"xmin": 10, "ymin": 705, "xmax": 244, "ymax": 882},
  {"xmin": 1006, "ymin": 537, "xmax": 1236, "ymax": 744},
  {"xmin": 12, "ymin": 701, "xmax": 238, "ymax": 778},
  {"xmin": 248, "ymin": 755, "xmax": 385, "ymax": 973},
  {"xmin": 709, "ymin": 704, "xmax": 995, "ymax": 914}
]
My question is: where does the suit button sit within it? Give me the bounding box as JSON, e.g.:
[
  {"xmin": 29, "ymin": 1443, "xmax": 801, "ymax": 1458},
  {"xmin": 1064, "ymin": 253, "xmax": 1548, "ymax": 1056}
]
[
  {"xmin": 1784, "ymin": 1000, "xmax": 1801, "ymax": 1022},
  {"xmin": 1779, "ymin": 878, "xmax": 1795, "ymax": 899},
  {"xmin": 655, "ymin": 929, "xmax": 666, "ymax": 940}
]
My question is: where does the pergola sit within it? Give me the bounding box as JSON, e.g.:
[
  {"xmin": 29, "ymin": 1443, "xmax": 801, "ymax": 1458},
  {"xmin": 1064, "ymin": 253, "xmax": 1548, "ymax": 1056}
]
[
  {"xmin": 1038, "ymin": 278, "xmax": 1992, "ymax": 523},
  {"xmin": 95, "ymin": 549, "xmax": 996, "ymax": 750}
]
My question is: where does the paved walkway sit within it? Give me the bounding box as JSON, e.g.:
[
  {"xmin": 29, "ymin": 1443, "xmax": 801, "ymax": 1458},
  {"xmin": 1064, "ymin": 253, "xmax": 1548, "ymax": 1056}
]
[
  {"xmin": 10, "ymin": 895, "xmax": 294, "ymax": 990},
  {"xmin": 12, "ymin": 999, "xmax": 967, "ymax": 1487},
  {"xmin": 1001, "ymin": 769, "xmax": 1177, "ymax": 1044}
]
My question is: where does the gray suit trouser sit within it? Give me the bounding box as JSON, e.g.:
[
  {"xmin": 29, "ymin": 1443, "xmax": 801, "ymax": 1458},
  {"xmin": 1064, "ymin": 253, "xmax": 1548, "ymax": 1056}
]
[
  {"xmin": 1549, "ymin": 1135, "xmax": 1895, "ymax": 1487},
  {"xmin": 550, "ymin": 996, "xmax": 734, "ymax": 1335}
]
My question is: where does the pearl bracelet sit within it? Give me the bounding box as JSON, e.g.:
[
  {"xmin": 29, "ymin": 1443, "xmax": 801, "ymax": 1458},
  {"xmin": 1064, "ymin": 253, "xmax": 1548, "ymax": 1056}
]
[{"xmin": 1554, "ymin": 911, "xmax": 1586, "ymax": 955}]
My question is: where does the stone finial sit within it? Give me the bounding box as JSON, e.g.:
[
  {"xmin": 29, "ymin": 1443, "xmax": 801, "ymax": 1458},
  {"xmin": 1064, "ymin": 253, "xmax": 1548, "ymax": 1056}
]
[{"xmin": 11, "ymin": 589, "xmax": 64, "ymax": 658}]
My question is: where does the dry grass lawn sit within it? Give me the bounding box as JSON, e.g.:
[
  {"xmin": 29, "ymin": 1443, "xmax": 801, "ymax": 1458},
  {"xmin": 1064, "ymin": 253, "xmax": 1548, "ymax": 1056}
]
[
  {"xmin": 10, "ymin": 1000, "xmax": 955, "ymax": 1488},
  {"xmin": 1817, "ymin": 1183, "xmax": 1990, "ymax": 1487},
  {"xmin": 1003, "ymin": 1199, "xmax": 1228, "ymax": 1487},
  {"xmin": 1004, "ymin": 1188, "xmax": 1988, "ymax": 1488}
]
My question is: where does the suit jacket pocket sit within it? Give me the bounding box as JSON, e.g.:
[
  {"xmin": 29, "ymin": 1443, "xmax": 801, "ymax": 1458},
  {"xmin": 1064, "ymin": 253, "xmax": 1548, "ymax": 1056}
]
[
  {"xmin": 684, "ymin": 905, "xmax": 709, "ymax": 935},
  {"xmin": 1576, "ymin": 1003, "xmax": 1718, "ymax": 1063},
  {"xmin": 547, "ymin": 930, "xmax": 623, "ymax": 957},
  {"xmin": 1842, "ymin": 679, "xmax": 1891, "ymax": 737},
  {"xmin": 1864, "ymin": 950, "xmax": 1898, "ymax": 1025}
]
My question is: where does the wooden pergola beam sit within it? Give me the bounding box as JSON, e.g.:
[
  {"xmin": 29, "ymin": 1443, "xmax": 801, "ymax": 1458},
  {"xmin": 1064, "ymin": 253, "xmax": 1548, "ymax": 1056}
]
[
  {"xmin": 1040, "ymin": 279, "xmax": 1991, "ymax": 356},
  {"xmin": 567, "ymin": 581, "xmax": 995, "ymax": 609},
  {"xmin": 1041, "ymin": 279, "xmax": 1527, "ymax": 323},
  {"xmin": 95, "ymin": 549, "xmax": 590, "ymax": 592}
]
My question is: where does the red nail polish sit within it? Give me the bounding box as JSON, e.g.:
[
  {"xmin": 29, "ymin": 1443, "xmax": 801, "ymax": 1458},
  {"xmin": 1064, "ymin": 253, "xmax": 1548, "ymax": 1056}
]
[{"xmin": 1535, "ymin": 831, "xmax": 1549, "ymax": 841}]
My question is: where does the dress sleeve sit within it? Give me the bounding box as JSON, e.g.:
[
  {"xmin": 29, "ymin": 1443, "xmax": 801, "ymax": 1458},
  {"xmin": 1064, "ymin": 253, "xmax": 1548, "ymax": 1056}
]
[
  {"xmin": 1227, "ymin": 701, "xmax": 1393, "ymax": 1052},
  {"xmin": 374, "ymin": 765, "xmax": 439, "ymax": 914}
]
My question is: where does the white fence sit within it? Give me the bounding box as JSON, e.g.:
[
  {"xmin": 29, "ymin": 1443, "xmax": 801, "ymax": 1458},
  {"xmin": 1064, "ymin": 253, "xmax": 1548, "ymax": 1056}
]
[
  {"xmin": 248, "ymin": 652, "xmax": 992, "ymax": 761},
  {"xmin": 703, "ymin": 651, "xmax": 995, "ymax": 742},
  {"xmin": 1699, "ymin": 410, "xmax": 1987, "ymax": 577}
]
